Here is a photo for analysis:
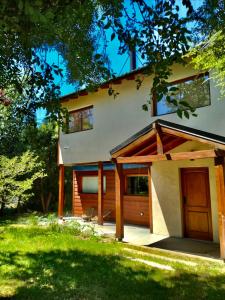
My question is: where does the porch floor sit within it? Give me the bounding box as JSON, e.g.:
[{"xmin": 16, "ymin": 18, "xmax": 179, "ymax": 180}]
[
  {"xmin": 64, "ymin": 217, "xmax": 220, "ymax": 260},
  {"xmin": 150, "ymin": 237, "xmax": 220, "ymax": 259}
]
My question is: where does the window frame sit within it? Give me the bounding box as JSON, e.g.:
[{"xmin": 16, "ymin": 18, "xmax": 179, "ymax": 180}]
[
  {"xmin": 151, "ymin": 72, "xmax": 211, "ymax": 117},
  {"xmin": 81, "ymin": 175, "xmax": 106, "ymax": 194},
  {"xmin": 67, "ymin": 105, "xmax": 94, "ymax": 133},
  {"xmin": 125, "ymin": 174, "xmax": 149, "ymax": 197}
]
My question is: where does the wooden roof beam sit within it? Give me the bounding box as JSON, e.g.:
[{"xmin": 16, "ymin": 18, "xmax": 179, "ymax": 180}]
[
  {"xmin": 131, "ymin": 135, "xmax": 174, "ymax": 157},
  {"xmin": 133, "ymin": 142, "xmax": 156, "ymax": 156},
  {"xmin": 79, "ymin": 91, "xmax": 88, "ymax": 96},
  {"xmin": 111, "ymin": 130, "xmax": 156, "ymax": 158},
  {"xmin": 153, "ymin": 123, "xmax": 164, "ymax": 154},
  {"xmin": 116, "ymin": 149, "xmax": 222, "ymax": 164},
  {"xmin": 113, "ymin": 79, "xmax": 122, "ymax": 85},
  {"xmin": 126, "ymin": 74, "xmax": 136, "ymax": 80},
  {"xmin": 163, "ymin": 137, "xmax": 187, "ymax": 153},
  {"xmin": 134, "ymin": 136, "xmax": 176, "ymax": 156},
  {"xmin": 101, "ymin": 83, "xmax": 110, "ymax": 89},
  {"xmin": 127, "ymin": 136, "xmax": 157, "ymax": 156},
  {"xmin": 161, "ymin": 127, "xmax": 225, "ymax": 151}
]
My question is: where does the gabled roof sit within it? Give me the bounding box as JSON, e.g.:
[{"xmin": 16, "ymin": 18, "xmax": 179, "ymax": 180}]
[{"xmin": 110, "ymin": 119, "xmax": 225, "ymax": 158}]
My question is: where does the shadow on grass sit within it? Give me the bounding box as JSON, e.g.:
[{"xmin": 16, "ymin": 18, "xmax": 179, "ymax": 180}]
[
  {"xmin": 0, "ymin": 213, "xmax": 37, "ymax": 226},
  {"xmin": 0, "ymin": 248, "xmax": 225, "ymax": 300}
]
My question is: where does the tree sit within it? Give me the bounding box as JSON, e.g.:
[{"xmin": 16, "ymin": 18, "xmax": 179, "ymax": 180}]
[
  {"xmin": 0, "ymin": 151, "xmax": 45, "ymax": 215},
  {"xmin": 98, "ymin": 0, "xmax": 194, "ymax": 115},
  {"xmin": 0, "ymin": 99, "xmax": 28, "ymax": 157},
  {"xmin": 0, "ymin": 1, "xmax": 195, "ymax": 118},
  {"xmin": 187, "ymin": 0, "xmax": 225, "ymax": 97},
  {"xmin": 0, "ymin": 1, "xmax": 223, "ymax": 119},
  {"xmin": 0, "ymin": 0, "xmax": 111, "ymax": 121},
  {"xmin": 23, "ymin": 122, "xmax": 59, "ymax": 213},
  {"xmin": 0, "ymin": 99, "xmax": 59, "ymax": 214}
]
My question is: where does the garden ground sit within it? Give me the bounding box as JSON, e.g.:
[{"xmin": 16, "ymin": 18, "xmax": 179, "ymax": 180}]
[{"xmin": 0, "ymin": 214, "xmax": 225, "ymax": 300}]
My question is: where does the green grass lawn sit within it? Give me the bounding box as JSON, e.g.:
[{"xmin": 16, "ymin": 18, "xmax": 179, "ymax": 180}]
[{"xmin": 0, "ymin": 216, "xmax": 225, "ymax": 299}]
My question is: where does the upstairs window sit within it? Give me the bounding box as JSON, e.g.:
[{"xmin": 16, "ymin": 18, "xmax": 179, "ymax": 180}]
[
  {"xmin": 154, "ymin": 73, "xmax": 210, "ymax": 116},
  {"xmin": 126, "ymin": 175, "xmax": 148, "ymax": 196},
  {"xmin": 68, "ymin": 106, "xmax": 93, "ymax": 133}
]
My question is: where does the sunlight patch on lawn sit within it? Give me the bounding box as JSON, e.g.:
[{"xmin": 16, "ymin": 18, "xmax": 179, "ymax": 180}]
[
  {"xmin": 0, "ymin": 216, "xmax": 225, "ymax": 299},
  {"xmin": 0, "ymin": 279, "xmax": 24, "ymax": 298}
]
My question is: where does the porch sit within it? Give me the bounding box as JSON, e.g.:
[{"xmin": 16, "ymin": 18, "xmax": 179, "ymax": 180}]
[
  {"xmin": 110, "ymin": 119, "xmax": 225, "ymax": 259},
  {"xmin": 58, "ymin": 119, "xmax": 225, "ymax": 259},
  {"xmin": 63, "ymin": 217, "xmax": 220, "ymax": 260}
]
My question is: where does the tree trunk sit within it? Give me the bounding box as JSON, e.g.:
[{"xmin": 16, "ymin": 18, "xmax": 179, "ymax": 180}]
[
  {"xmin": 17, "ymin": 196, "xmax": 21, "ymax": 214},
  {"xmin": 41, "ymin": 191, "xmax": 52, "ymax": 214},
  {"xmin": 41, "ymin": 192, "xmax": 46, "ymax": 213},
  {"xmin": 45, "ymin": 192, "xmax": 52, "ymax": 213},
  {"xmin": 40, "ymin": 178, "xmax": 53, "ymax": 214},
  {"xmin": 40, "ymin": 178, "xmax": 46, "ymax": 213},
  {"xmin": 0, "ymin": 200, "xmax": 5, "ymax": 216}
]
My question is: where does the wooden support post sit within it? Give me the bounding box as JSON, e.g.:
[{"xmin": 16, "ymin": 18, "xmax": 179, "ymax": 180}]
[
  {"xmin": 58, "ymin": 165, "xmax": 64, "ymax": 218},
  {"xmin": 215, "ymin": 157, "xmax": 225, "ymax": 259},
  {"xmin": 148, "ymin": 164, "xmax": 153, "ymax": 233},
  {"xmin": 115, "ymin": 162, "xmax": 124, "ymax": 240},
  {"xmin": 98, "ymin": 162, "xmax": 104, "ymax": 225},
  {"xmin": 72, "ymin": 170, "xmax": 79, "ymax": 216}
]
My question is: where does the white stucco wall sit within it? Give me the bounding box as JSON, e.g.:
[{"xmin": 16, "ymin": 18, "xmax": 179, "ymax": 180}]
[
  {"xmin": 59, "ymin": 64, "xmax": 225, "ymax": 165},
  {"xmin": 151, "ymin": 141, "xmax": 219, "ymax": 242}
]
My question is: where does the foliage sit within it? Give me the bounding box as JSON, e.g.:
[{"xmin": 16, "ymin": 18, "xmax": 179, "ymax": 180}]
[
  {"xmin": 192, "ymin": 0, "xmax": 225, "ymax": 38},
  {"xmin": 188, "ymin": 31, "xmax": 225, "ymax": 97},
  {"xmin": 0, "ymin": 218, "xmax": 225, "ymax": 299},
  {"xmin": 22, "ymin": 122, "xmax": 59, "ymax": 213},
  {"xmin": 186, "ymin": 1, "xmax": 225, "ymax": 97},
  {"xmin": 0, "ymin": 99, "xmax": 62, "ymax": 214},
  {"xmin": 1, "ymin": 0, "xmax": 223, "ymax": 119},
  {"xmin": 98, "ymin": 0, "xmax": 195, "ymax": 117},
  {"xmin": 0, "ymin": 151, "xmax": 46, "ymax": 215},
  {"xmin": 13, "ymin": 212, "xmax": 98, "ymax": 238},
  {"xmin": 0, "ymin": 103, "xmax": 27, "ymax": 157},
  {"xmin": 0, "ymin": 0, "xmax": 224, "ymax": 119},
  {"xmin": 0, "ymin": 0, "xmax": 112, "ymax": 120},
  {"xmin": 0, "ymin": 0, "xmax": 197, "ymax": 119}
]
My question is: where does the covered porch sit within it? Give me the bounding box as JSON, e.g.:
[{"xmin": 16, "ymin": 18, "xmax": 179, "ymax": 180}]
[
  {"xmin": 110, "ymin": 119, "xmax": 225, "ymax": 259},
  {"xmin": 58, "ymin": 119, "xmax": 225, "ymax": 260}
]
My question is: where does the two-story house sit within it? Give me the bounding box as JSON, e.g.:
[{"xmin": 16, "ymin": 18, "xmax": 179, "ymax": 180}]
[{"xmin": 58, "ymin": 60, "xmax": 225, "ymax": 259}]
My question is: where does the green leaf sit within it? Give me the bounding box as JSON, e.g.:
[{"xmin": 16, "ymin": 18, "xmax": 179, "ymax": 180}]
[
  {"xmin": 142, "ymin": 104, "xmax": 148, "ymax": 111},
  {"xmin": 104, "ymin": 21, "xmax": 111, "ymax": 29},
  {"xmin": 111, "ymin": 33, "xmax": 116, "ymax": 41},
  {"xmin": 94, "ymin": 54, "xmax": 101, "ymax": 60},
  {"xmin": 184, "ymin": 110, "xmax": 190, "ymax": 119},
  {"xmin": 169, "ymin": 86, "xmax": 179, "ymax": 92},
  {"xmin": 179, "ymin": 101, "xmax": 191, "ymax": 108},
  {"xmin": 177, "ymin": 109, "xmax": 183, "ymax": 118}
]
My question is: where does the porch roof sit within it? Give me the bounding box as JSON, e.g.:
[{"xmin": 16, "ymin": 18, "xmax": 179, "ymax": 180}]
[{"xmin": 110, "ymin": 119, "xmax": 225, "ymax": 159}]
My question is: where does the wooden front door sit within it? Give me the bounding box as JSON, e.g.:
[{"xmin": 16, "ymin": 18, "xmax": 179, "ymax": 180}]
[{"xmin": 181, "ymin": 167, "xmax": 213, "ymax": 241}]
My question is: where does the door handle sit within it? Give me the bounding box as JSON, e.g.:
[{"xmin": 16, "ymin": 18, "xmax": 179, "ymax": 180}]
[{"xmin": 183, "ymin": 196, "xmax": 187, "ymax": 204}]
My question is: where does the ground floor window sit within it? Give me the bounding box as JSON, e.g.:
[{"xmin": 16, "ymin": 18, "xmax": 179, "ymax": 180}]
[
  {"xmin": 82, "ymin": 176, "xmax": 106, "ymax": 194},
  {"xmin": 126, "ymin": 175, "xmax": 148, "ymax": 196}
]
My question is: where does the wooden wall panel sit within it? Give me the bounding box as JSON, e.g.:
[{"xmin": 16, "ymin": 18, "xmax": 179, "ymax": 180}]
[{"xmin": 72, "ymin": 168, "xmax": 150, "ymax": 226}]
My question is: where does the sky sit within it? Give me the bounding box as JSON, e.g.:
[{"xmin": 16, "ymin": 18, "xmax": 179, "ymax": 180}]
[
  {"xmin": 36, "ymin": 0, "xmax": 202, "ymax": 123},
  {"xmin": 36, "ymin": 40, "xmax": 136, "ymax": 123}
]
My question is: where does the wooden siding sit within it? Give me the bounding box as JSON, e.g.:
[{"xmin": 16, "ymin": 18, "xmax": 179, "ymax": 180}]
[{"xmin": 72, "ymin": 168, "xmax": 150, "ymax": 226}]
